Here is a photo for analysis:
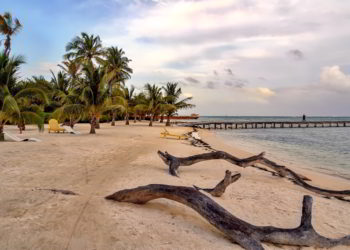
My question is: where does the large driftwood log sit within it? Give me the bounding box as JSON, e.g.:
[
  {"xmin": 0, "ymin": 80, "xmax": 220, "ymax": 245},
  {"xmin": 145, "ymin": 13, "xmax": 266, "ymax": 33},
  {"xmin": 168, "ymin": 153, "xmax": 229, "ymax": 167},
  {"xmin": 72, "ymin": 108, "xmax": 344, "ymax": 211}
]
[
  {"xmin": 193, "ymin": 170, "xmax": 241, "ymax": 197},
  {"xmin": 158, "ymin": 150, "xmax": 265, "ymax": 177},
  {"xmin": 157, "ymin": 150, "xmax": 350, "ymax": 198},
  {"xmin": 105, "ymin": 184, "xmax": 350, "ymax": 250}
]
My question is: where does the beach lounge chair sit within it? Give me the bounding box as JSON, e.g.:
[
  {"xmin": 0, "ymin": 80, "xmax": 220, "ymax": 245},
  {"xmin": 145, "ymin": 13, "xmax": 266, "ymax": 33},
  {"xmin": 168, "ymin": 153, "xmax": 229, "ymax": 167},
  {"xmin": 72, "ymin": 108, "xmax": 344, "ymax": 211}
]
[
  {"xmin": 160, "ymin": 128, "xmax": 188, "ymax": 140},
  {"xmin": 4, "ymin": 132, "xmax": 41, "ymax": 142},
  {"xmin": 48, "ymin": 119, "xmax": 65, "ymax": 133},
  {"xmin": 62, "ymin": 126, "xmax": 81, "ymax": 135}
]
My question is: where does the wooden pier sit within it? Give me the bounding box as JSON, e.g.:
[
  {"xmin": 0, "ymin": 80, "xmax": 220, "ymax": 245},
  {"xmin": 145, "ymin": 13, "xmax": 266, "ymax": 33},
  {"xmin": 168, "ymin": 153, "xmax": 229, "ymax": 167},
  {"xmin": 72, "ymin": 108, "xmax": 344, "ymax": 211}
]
[{"xmin": 180, "ymin": 121, "xmax": 350, "ymax": 130}]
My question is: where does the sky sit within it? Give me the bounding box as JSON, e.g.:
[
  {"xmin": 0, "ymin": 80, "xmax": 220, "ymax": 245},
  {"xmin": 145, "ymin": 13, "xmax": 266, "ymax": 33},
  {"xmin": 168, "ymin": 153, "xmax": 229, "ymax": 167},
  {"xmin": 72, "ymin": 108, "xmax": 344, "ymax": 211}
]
[{"xmin": 1, "ymin": 0, "xmax": 350, "ymax": 116}]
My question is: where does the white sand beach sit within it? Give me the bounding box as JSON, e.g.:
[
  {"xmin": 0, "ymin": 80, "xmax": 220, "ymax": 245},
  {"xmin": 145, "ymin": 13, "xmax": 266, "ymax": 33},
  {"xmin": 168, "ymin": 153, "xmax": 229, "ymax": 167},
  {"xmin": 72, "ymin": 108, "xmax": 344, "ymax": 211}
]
[{"xmin": 0, "ymin": 122, "xmax": 349, "ymax": 250}]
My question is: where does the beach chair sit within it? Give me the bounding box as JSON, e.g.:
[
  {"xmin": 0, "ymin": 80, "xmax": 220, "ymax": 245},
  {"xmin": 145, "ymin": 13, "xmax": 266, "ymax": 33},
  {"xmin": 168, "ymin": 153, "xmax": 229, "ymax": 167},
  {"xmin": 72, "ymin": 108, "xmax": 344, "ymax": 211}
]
[
  {"xmin": 62, "ymin": 126, "xmax": 81, "ymax": 135},
  {"xmin": 48, "ymin": 119, "xmax": 65, "ymax": 133},
  {"xmin": 4, "ymin": 132, "xmax": 41, "ymax": 142},
  {"xmin": 160, "ymin": 128, "xmax": 188, "ymax": 140}
]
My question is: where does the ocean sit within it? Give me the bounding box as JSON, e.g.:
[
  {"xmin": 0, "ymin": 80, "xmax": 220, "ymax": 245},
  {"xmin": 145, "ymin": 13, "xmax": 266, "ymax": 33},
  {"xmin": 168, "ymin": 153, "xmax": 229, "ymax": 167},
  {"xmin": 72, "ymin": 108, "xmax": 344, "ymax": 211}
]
[{"xmin": 198, "ymin": 116, "xmax": 350, "ymax": 179}]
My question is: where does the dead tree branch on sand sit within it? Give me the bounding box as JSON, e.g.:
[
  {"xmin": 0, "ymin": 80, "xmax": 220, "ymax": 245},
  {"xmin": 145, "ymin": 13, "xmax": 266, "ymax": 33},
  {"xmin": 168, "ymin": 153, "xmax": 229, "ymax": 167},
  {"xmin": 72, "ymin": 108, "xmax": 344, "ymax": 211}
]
[
  {"xmin": 193, "ymin": 170, "xmax": 241, "ymax": 197},
  {"xmin": 157, "ymin": 150, "xmax": 350, "ymax": 198},
  {"xmin": 105, "ymin": 184, "xmax": 350, "ymax": 250}
]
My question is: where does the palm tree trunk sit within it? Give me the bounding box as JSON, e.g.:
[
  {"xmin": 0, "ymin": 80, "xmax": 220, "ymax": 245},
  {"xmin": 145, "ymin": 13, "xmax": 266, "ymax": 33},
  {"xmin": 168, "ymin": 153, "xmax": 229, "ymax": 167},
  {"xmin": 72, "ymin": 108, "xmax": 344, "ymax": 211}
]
[
  {"xmin": 111, "ymin": 111, "xmax": 116, "ymax": 126},
  {"xmin": 166, "ymin": 115, "xmax": 171, "ymax": 126},
  {"xmin": 4, "ymin": 35, "xmax": 11, "ymax": 56},
  {"xmin": 90, "ymin": 116, "xmax": 97, "ymax": 134},
  {"xmin": 149, "ymin": 115, "xmax": 153, "ymax": 126},
  {"xmin": 0, "ymin": 125, "xmax": 4, "ymax": 141},
  {"xmin": 96, "ymin": 117, "xmax": 100, "ymax": 129},
  {"xmin": 160, "ymin": 115, "xmax": 164, "ymax": 123},
  {"xmin": 134, "ymin": 115, "xmax": 137, "ymax": 123},
  {"xmin": 125, "ymin": 113, "xmax": 129, "ymax": 125}
]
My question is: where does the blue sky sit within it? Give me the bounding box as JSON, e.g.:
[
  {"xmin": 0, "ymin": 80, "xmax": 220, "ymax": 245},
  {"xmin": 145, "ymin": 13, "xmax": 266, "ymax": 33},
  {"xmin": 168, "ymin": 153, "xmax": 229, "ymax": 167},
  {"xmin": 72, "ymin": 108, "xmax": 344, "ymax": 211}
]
[{"xmin": 2, "ymin": 0, "xmax": 350, "ymax": 115}]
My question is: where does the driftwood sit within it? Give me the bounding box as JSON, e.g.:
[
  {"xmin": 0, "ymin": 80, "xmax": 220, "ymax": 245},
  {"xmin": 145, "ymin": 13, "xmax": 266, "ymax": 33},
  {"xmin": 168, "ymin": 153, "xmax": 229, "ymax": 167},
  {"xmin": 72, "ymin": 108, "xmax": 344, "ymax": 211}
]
[
  {"xmin": 157, "ymin": 150, "xmax": 350, "ymax": 198},
  {"xmin": 193, "ymin": 170, "xmax": 241, "ymax": 197},
  {"xmin": 105, "ymin": 184, "xmax": 350, "ymax": 250},
  {"xmin": 35, "ymin": 188, "xmax": 78, "ymax": 196},
  {"xmin": 157, "ymin": 150, "xmax": 265, "ymax": 177}
]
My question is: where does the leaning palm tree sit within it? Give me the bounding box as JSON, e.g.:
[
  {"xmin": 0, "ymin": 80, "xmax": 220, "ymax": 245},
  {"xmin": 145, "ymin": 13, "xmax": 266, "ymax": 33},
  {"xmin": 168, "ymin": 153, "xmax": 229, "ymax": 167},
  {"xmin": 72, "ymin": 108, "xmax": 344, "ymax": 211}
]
[
  {"xmin": 0, "ymin": 12, "xmax": 22, "ymax": 56},
  {"xmin": 144, "ymin": 83, "xmax": 165, "ymax": 127},
  {"xmin": 162, "ymin": 82, "xmax": 195, "ymax": 126},
  {"xmin": 64, "ymin": 32, "xmax": 104, "ymax": 65},
  {"xmin": 0, "ymin": 85, "xmax": 46, "ymax": 139},
  {"xmin": 79, "ymin": 62, "xmax": 123, "ymax": 134}
]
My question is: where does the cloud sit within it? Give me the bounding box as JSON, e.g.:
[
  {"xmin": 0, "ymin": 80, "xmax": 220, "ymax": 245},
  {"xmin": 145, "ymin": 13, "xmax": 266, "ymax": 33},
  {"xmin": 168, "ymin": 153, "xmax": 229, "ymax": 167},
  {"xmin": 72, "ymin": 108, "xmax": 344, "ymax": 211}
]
[
  {"xmin": 183, "ymin": 92, "xmax": 193, "ymax": 98},
  {"xmin": 256, "ymin": 87, "xmax": 276, "ymax": 97},
  {"xmin": 206, "ymin": 81, "xmax": 216, "ymax": 89},
  {"xmin": 287, "ymin": 49, "xmax": 304, "ymax": 60},
  {"xmin": 225, "ymin": 68, "xmax": 234, "ymax": 75},
  {"xmin": 320, "ymin": 65, "xmax": 350, "ymax": 92},
  {"xmin": 184, "ymin": 76, "xmax": 200, "ymax": 84},
  {"xmin": 88, "ymin": 0, "xmax": 350, "ymax": 115}
]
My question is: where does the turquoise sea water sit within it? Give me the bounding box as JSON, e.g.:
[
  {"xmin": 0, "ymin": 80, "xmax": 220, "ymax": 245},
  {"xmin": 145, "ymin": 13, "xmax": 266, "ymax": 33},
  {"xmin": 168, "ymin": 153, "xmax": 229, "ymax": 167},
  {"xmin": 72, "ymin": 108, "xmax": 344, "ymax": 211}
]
[{"xmin": 198, "ymin": 116, "xmax": 350, "ymax": 179}]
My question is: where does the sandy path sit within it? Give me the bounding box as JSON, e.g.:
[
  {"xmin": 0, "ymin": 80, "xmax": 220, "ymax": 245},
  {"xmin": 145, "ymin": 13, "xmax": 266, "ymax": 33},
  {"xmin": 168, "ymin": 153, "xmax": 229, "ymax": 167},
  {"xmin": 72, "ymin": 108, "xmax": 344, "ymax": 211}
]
[{"xmin": 0, "ymin": 122, "xmax": 349, "ymax": 250}]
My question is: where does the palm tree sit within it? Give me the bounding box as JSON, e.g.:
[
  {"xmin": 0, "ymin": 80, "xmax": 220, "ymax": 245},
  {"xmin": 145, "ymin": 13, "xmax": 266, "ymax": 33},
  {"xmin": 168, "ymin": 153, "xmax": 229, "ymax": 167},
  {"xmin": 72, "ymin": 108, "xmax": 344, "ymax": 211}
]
[
  {"xmin": 133, "ymin": 92, "xmax": 148, "ymax": 122},
  {"xmin": 0, "ymin": 52, "xmax": 25, "ymax": 92},
  {"xmin": 0, "ymin": 85, "xmax": 19, "ymax": 140},
  {"xmin": 144, "ymin": 83, "xmax": 164, "ymax": 127},
  {"xmin": 114, "ymin": 85, "xmax": 136, "ymax": 125},
  {"xmin": 100, "ymin": 46, "xmax": 133, "ymax": 87},
  {"xmin": 49, "ymin": 70, "xmax": 83, "ymax": 128},
  {"xmin": 0, "ymin": 84, "xmax": 47, "ymax": 139},
  {"xmin": 64, "ymin": 32, "xmax": 104, "ymax": 65},
  {"xmin": 0, "ymin": 12, "xmax": 22, "ymax": 56},
  {"xmin": 58, "ymin": 59, "xmax": 82, "ymax": 86},
  {"xmin": 162, "ymin": 82, "xmax": 195, "ymax": 126},
  {"xmin": 100, "ymin": 46, "xmax": 133, "ymax": 126},
  {"xmin": 79, "ymin": 62, "xmax": 123, "ymax": 134}
]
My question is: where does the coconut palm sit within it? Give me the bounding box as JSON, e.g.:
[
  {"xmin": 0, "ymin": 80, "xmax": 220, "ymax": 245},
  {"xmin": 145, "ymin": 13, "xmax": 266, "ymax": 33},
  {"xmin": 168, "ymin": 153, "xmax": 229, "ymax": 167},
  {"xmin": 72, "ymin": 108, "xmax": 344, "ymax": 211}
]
[
  {"xmin": 162, "ymin": 82, "xmax": 195, "ymax": 126},
  {"xmin": 0, "ymin": 84, "xmax": 47, "ymax": 139},
  {"xmin": 0, "ymin": 12, "xmax": 22, "ymax": 56},
  {"xmin": 114, "ymin": 85, "xmax": 136, "ymax": 125},
  {"xmin": 0, "ymin": 86, "xmax": 19, "ymax": 140},
  {"xmin": 58, "ymin": 59, "xmax": 82, "ymax": 86},
  {"xmin": 144, "ymin": 83, "xmax": 165, "ymax": 127},
  {"xmin": 0, "ymin": 52, "xmax": 25, "ymax": 92},
  {"xmin": 64, "ymin": 32, "xmax": 104, "ymax": 65},
  {"xmin": 78, "ymin": 62, "xmax": 123, "ymax": 134},
  {"xmin": 100, "ymin": 46, "xmax": 133, "ymax": 88},
  {"xmin": 50, "ymin": 70, "xmax": 71, "ymax": 102},
  {"xmin": 133, "ymin": 92, "xmax": 148, "ymax": 122}
]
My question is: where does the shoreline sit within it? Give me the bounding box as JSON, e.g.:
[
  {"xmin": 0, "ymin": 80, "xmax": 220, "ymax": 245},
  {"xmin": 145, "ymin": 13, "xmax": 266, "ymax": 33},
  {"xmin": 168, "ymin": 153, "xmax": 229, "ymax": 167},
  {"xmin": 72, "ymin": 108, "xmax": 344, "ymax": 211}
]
[
  {"xmin": 0, "ymin": 123, "xmax": 349, "ymax": 249},
  {"xmin": 197, "ymin": 128, "xmax": 350, "ymax": 191},
  {"xmin": 211, "ymin": 127, "xmax": 350, "ymax": 181}
]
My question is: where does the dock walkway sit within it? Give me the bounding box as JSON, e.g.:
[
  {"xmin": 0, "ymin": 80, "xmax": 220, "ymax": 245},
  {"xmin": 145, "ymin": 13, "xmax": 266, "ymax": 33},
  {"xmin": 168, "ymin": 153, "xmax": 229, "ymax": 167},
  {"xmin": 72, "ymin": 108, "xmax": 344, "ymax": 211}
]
[{"xmin": 179, "ymin": 121, "xmax": 350, "ymax": 130}]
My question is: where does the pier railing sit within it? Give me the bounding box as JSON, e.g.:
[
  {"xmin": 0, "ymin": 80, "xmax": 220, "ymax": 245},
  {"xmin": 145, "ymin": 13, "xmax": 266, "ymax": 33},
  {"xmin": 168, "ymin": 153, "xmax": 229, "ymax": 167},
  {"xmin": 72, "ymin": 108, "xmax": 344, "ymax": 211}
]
[{"xmin": 178, "ymin": 121, "xmax": 350, "ymax": 130}]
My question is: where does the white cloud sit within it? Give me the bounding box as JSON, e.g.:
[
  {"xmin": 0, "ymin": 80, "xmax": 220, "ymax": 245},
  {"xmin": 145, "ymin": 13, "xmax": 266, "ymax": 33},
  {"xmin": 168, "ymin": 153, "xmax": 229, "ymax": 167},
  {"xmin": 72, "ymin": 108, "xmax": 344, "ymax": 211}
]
[
  {"xmin": 320, "ymin": 65, "xmax": 350, "ymax": 93},
  {"xmin": 91, "ymin": 0, "xmax": 350, "ymax": 115}
]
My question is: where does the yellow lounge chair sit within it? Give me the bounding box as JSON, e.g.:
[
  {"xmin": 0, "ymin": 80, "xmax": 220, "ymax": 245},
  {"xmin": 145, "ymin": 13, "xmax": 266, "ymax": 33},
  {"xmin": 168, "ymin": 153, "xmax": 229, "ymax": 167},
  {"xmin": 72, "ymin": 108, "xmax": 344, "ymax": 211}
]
[
  {"xmin": 48, "ymin": 119, "xmax": 65, "ymax": 133},
  {"xmin": 160, "ymin": 128, "xmax": 188, "ymax": 140}
]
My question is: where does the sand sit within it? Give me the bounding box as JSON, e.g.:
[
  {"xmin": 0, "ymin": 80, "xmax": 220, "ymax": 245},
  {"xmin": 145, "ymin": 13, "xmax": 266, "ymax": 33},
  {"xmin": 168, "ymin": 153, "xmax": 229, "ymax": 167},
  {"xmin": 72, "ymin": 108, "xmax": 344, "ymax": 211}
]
[{"xmin": 0, "ymin": 122, "xmax": 349, "ymax": 250}]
